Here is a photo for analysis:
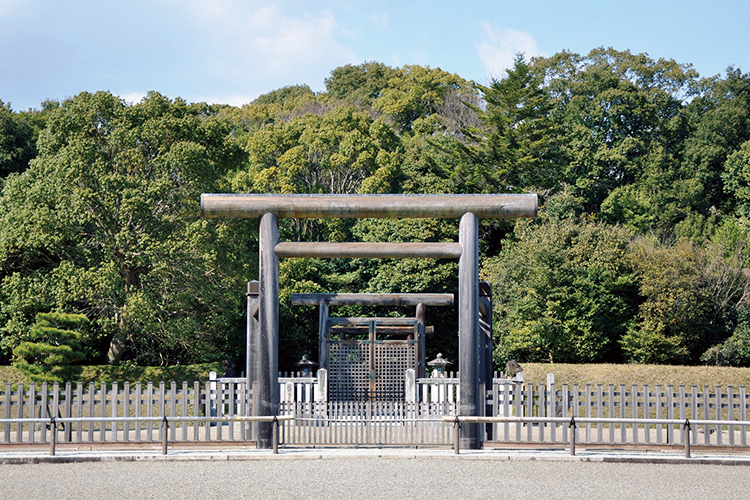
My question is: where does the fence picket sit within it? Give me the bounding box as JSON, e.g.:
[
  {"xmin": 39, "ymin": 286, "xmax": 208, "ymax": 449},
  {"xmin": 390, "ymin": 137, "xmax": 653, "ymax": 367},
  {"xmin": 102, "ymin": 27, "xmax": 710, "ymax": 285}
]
[
  {"xmin": 193, "ymin": 381, "xmax": 200, "ymax": 442},
  {"xmin": 3, "ymin": 383, "xmax": 10, "ymax": 444},
  {"xmin": 608, "ymin": 384, "xmax": 615, "ymax": 444},
  {"xmin": 515, "ymin": 383, "xmax": 523, "ymax": 442},
  {"xmin": 181, "ymin": 382, "xmax": 188, "ymax": 441},
  {"xmin": 741, "ymin": 386, "xmax": 747, "ymax": 447},
  {"xmin": 29, "ymin": 383, "xmax": 36, "ymax": 444},
  {"xmin": 656, "ymin": 385, "xmax": 662, "ymax": 445},
  {"xmin": 596, "ymin": 384, "xmax": 603, "ymax": 444},
  {"xmin": 503, "ymin": 383, "xmax": 510, "ymax": 441},
  {"xmin": 135, "ymin": 382, "xmax": 142, "ymax": 443},
  {"xmin": 585, "ymin": 384, "xmax": 591, "ymax": 444},
  {"xmin": 619, "ymin": 384, "xmax": 626, "ymax": 444},
  {"xmin": 123, "ymin": 382, "xmax": 130, "ymax": 443},
  {"xmin": 716, "ymin": 385, "xmax": 723, "ymax": 446},
  {"xmin": 16, "ymin": 383, "xmax": 24, "ymax": 443},
  {"xmin": 146, "ymin": 382, "xmax": 153, "ymax": 442},
  {"xmin": 644, "ymin": 384, "xmax": 650, "ymax": 445}
]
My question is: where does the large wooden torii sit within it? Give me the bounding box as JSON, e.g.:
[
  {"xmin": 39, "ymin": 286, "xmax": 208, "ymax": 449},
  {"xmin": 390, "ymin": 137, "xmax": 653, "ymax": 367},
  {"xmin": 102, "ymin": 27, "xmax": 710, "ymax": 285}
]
[{"xmin": 201, "ymin": 193, "xmax": 537, "ymax": 449}]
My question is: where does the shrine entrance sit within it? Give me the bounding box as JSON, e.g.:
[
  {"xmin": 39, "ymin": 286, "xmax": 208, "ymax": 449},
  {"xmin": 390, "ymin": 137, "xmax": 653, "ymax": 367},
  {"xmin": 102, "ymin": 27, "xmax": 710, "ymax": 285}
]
[
  {"xmin": 201, "ymin": 193, "xmax": 537, "ymax": 448},
  {"xmin": 291, "ymin": 293, "xmax": 453, "ymax": 402}
]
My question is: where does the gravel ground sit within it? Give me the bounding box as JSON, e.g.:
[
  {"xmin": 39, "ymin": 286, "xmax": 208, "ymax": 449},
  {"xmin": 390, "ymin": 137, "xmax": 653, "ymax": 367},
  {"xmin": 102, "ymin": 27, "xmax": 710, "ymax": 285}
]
[{"xmin": 1, "ymin": 457, "xmax": 750, "ymax": 500}]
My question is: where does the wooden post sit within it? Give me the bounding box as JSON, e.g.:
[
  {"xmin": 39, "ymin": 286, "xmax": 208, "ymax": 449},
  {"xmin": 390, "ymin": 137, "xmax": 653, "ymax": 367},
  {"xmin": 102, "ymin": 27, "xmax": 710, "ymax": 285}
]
[
  {"xmin": 246, "ymin": 280, "xmax": 259, "ymax": 440},
  {"xmin": 478, "ymin": 282, "xmax": 493, "ymax": 389},
  {"xmin": 368, "ymin": 320, "xmax": 376, "ymax": 400},
  {"xmin": 318, "ymin": 302, "xmax": 329, "ymax": 370},
  {"xmin": 479, "ymin": 282, "xmax": 492, "ymax": 440},
  {"xmin": 272, "ymin": 417, "xmax": 279, "ymax": 454},
  {"xmin": 416, "ymin": 304, "xmax": 426, "ymax": 380},
  {"xmin": 569, "ymin": 418, "xmax": 576, "ymax": 456},
  {"xmin": 454, "ymin": 417, "xmax": 460, "ymax": 455},
  {"xmin": 257, "ymin": 213, "xmax": 279, "ymax": 449},
  {"xmin": 49, "ymin": 418, "xmax": 56, "ymax": 456},
  {"xmin": 459, "ymin": 212, "xmax": 479, "ymax": 449},
  {"xmin": 162, "ymin": 417, "xmax": 168, "ymax": 455}
]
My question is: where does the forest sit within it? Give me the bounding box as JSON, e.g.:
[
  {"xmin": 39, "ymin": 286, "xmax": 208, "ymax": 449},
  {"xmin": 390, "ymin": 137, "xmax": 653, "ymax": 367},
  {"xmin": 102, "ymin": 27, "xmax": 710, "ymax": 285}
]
[{"xmin": 1, "ymin": 47, "xmax": 750, "ymax": 379}]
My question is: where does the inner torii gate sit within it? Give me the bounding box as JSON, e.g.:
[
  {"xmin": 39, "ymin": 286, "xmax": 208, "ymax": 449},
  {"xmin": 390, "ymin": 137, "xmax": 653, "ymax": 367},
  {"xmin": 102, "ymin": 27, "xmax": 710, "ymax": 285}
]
[{"xmin": 201, "ymin": 193, "xmax": 537, "ymax": 449}]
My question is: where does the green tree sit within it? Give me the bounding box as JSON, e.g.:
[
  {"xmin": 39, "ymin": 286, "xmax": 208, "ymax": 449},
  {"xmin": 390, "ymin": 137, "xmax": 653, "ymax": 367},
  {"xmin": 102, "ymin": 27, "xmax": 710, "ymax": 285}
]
[
  {"xmin": 682, "ymin": 67, "xmax": 750, "ymax": 215},
  {"xmin": 484, "ymin": 217, "xmax": 639, "ymax": 364},
  {"xmin": 373, "ymin": 65, "xmax": 472, "ymax": 132},
  {"xmin": 457, "ymin": 54, "xmax": 561, "ymax": 194},
  {"xmin": 325, "ymin": 62, "xmax": 398, "ymax": 106},
  {"xmin": 233, "ymin": 106, "xmax": 403, "ymax": 242},
  {"xmin": 0, "ymin": 101, "xmax": 37, "ymax": 177},
  {"xmin": 721, "ymin": 140, "xmax": 750, "ymax": 216},
  {"xmin": 12, "ymin": 312, "xmax": 89, "ymax": 382},
  {"xmin": 0, "ymin": 91, "xmax": 251, "ymax": 366},
  {"xmin": 621, "ymin": 237, "xmax": 712, "ymax": 364},
  {"xmin": 535, "ymin": 48, "xmax": 697, "ymax": 213}
]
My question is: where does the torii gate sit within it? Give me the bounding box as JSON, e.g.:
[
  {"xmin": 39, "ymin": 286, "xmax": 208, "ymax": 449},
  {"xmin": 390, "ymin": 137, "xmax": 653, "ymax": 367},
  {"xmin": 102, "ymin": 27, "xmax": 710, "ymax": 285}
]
[{"xmin": 201, "ymin": 193, "xmax": 537, "ymax": 449}]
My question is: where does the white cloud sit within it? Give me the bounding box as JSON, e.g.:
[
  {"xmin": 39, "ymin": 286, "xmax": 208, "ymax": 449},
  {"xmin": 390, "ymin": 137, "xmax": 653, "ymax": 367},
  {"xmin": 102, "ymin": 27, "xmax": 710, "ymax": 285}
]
[
  {"xmin": 172, "ymin": 1, "xmax": 358, "ymax": 89},
  {"xmin": 475, "ymin": 23, "xmax": 542, "ymax": 79},
  {"xmin": 121, "ymin": 92, "xmax": 147, "ymax": 105},
  {"xmin": 196, "ymin": 93, "xmax": 258, "ymax": 107}
]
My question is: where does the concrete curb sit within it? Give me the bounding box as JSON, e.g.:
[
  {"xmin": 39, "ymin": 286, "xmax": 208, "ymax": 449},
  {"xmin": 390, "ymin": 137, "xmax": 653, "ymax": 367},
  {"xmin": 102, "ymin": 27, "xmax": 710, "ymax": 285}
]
[{"xmin": 3, "ymin": 449, "xmax": 750, "ymax": 466}]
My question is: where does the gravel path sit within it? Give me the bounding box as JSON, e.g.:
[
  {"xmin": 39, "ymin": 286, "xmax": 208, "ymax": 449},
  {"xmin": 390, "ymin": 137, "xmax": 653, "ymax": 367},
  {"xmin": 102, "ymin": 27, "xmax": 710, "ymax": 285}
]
[{"xmin": 2, "ymin": 457, "xmax": 750, "ymax": 500}]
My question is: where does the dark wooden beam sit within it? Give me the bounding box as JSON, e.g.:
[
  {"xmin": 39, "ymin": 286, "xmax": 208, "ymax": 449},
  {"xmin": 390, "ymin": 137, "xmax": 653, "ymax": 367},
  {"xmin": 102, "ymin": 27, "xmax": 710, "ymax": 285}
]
[
  {"xmin": 275, "ymin": 242, "xmax": 462, "ymax": 259},
  {"xmin": 330, "ymin": 325, "xmax": 434, "ymax": 336},
  {"xmin": 291, "ymin": 293, "xmax": 454, "ymax": 307},
  {"xmin": 328, "ymin": 317, "xmax": 416, "ymax": 325}
]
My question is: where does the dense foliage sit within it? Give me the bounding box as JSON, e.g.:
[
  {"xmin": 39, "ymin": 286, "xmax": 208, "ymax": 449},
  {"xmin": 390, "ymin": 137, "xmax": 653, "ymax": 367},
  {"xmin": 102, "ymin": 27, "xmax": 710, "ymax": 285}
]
[
  {"xmin": 2, "ymin": 47, "xmax": 750, "ymax": 372},
  {"xmin": 12, "ymin": 311, "xmax": 89, "ymax": 382}
]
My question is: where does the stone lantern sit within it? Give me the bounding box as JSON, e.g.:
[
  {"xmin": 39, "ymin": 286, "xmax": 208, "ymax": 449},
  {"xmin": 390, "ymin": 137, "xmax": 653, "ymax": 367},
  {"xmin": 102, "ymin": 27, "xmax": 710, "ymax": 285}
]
[
  {"xmin": 294, "ymin": 354, "xmax": 318, "ymax": 377},
  {"xmin": 427, "ymin": 353, "xmax": 452, "ymax": 378}
]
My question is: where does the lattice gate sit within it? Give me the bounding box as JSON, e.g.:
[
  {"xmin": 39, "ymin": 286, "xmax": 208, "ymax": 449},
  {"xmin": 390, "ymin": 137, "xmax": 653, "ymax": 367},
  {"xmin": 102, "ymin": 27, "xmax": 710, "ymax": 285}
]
[{"xmin": 328, "ymin": 340, "xmax": 416, "ymax": 401}]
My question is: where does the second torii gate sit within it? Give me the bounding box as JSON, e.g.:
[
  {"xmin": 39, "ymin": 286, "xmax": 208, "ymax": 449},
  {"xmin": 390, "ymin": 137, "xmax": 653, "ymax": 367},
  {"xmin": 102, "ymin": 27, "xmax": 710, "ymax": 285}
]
[{"xmin": 201, "ymin": 193, "xmax": 537, "ymax": 449}]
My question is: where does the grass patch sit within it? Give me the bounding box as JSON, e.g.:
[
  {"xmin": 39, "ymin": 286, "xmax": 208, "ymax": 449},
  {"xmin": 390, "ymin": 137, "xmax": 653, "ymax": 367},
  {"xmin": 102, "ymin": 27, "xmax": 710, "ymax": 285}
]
[
  {"xmin": 79, "ymin": 362, "xmax": 224, "ymax": 384},
  {"xmin": 0, "ymin": 362, "xmax": 223, "ymax": 386},
  {"xmin": 519, "ymin": 363, "xmax": 750, "ymax": 388},
  {"xmin": 0, "ymin": 365, "xmax": 26, "ymax": 386},
  {"xmin": 3, "ymin": 362, "xmax": 750, "ymax": 388}
]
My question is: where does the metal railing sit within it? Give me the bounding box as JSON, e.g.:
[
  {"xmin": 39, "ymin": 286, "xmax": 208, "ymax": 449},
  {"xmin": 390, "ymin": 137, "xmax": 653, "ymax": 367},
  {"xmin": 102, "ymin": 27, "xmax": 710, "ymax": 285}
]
[
  {"xmin": 445, "ymin": 415, "xmax": 750, "ymax": 457},
  {"xmin": 0, "ymin": 415, "xmax": 293, "ymax": 456}
]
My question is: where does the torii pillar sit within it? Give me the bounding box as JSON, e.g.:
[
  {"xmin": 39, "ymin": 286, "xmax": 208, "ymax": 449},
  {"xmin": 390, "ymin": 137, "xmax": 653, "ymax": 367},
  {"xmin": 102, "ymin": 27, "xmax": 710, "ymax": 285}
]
[{"xmin": 201, "ymin": 193, "xmax": 537, "ymax": 449}]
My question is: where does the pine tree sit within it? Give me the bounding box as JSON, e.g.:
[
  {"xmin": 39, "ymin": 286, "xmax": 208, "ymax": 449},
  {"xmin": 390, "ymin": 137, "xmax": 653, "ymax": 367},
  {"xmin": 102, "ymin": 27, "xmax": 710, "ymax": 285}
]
[{"xmin": 12, "ymin": 312, "xmax": 89, "ymax": 382}]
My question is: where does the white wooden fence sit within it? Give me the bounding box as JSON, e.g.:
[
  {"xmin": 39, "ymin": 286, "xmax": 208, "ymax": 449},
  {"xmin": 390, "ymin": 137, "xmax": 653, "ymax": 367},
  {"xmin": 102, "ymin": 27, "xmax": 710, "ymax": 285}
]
[
  {"xmin": 1, "ymin": 379, "xmax": 252, "ymax": 445},
  {"xmin": 3, "ymin": 376, "xmax": 750, "ymax": 450},
  {"xmin": 485, "ymin": 382, "xmax": 750, "ymax": 448},
  {"xmin": 278, "ymin": 400, "xmax": 456, "ymax": 446}
]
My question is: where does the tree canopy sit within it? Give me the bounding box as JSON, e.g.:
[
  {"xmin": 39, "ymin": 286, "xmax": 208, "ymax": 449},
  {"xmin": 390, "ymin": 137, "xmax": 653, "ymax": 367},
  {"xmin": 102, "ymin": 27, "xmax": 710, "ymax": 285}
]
[{"xmin": 2, "ymin": 49, "xmax": 750, "ymax": 372}]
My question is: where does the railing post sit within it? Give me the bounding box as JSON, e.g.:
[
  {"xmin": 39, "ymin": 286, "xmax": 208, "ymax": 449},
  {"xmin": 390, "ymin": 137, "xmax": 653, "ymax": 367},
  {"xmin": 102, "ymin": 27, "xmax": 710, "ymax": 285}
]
[
  {"xmin": 49, "ymin": 418, "xmax": 56, "ymax": 456},
  {"xmin": 453, "ymin": 416, "xmax": 461, "ymax": 454},
  {"xmin": 569, "ymin": 417, "xmax": 576, "ymax": 456},
  {"xmin": 684, "ymin": 419, "xmax": 691, "ymax": 458},
  {"xmin": 272, "ymin": 416, "xmax": 279, "ymax": 454},
  {"xmin": 162, "ymin": 416, "xmax": 168, "ymax": 455}
]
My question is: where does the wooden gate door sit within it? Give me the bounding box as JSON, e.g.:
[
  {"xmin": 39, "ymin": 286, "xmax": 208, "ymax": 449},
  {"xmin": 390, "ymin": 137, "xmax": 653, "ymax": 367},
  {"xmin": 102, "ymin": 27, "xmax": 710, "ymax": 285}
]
[{"xmin": 328, "ymin": 340, "xmax": 416, "ymax": 401}]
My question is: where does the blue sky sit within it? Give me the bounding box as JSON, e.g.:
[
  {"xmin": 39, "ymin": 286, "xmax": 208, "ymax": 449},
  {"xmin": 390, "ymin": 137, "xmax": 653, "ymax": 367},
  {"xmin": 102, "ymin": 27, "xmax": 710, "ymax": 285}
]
[{"xmin": 1, "ymin": 0, "xmax": 748, "ymax": 110}]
